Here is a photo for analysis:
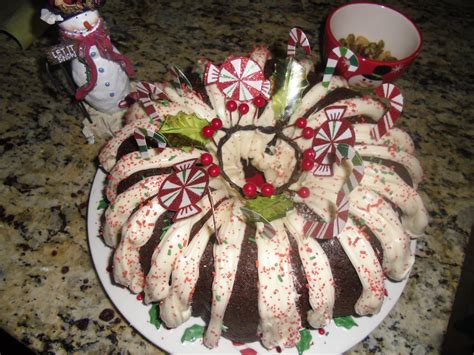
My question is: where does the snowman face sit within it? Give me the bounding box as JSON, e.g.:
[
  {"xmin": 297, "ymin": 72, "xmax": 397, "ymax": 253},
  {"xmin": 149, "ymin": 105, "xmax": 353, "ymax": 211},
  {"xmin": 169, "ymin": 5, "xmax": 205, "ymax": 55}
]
[
  {"xmin": 348, "ymin": 75, "xmax": 383, "ymax": 89},
  {"xmin": 59, "ymin": 10, "xmax": 100, "ymax": 35}
]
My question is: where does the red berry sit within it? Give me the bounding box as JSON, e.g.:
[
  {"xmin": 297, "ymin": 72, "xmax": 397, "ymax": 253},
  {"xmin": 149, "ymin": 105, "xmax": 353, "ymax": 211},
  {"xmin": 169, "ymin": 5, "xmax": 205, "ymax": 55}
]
[
  {"xmin": 303, "ymin": 148, "xmax": 316, "ymax": 161},
  {"xmin": 226, "ymin": 100, "xmax": 237, "ymax": 112},
  {"xmin": 200, "ymin": 153, "xmax": 213, "ymax": 165},
  {"xmin": 260, "ymin": 183, "xmax": 274, "ymax": 197},
  {"xmin": 239, "ymin": 103, "xmax": 250, "ymax": 115},
  {"xmin": 208, "ymin": 164, "xmax": 220, "ymax": 177},
  {"xmin": 136, "ymin": 293, "xmax": 143, "ymax": 301},
  {"xmin": 243, "ymin": 183, "xmax": 257, "ymax": 198},
  {"xmin": 253, "ymin": 96, "xmax": 266, "ymax": 108},
  {"xmin": 211, "ymin": 118, "xmax": 223, "ymax": 130},
  {"xmin": 298, "ymin": 187, "xmax": 310, "ymax": 198},
  {"xmin": 295, "ymin": 117, "xmax": 307, "ymax": 128},
  {"xmin": 202, "ymin": 125, "xmax": 215, "ymax": 138},
  {"xmin": 318, "ymin": 328, "xmax": 325, "ymax": 335},
  {"xmin": 301, "ymin": 159, "xmax": 314, "ymax": 171},
  {"xmin": 302, "ymin": 127, "xmax": 315, "ymax": 139}
]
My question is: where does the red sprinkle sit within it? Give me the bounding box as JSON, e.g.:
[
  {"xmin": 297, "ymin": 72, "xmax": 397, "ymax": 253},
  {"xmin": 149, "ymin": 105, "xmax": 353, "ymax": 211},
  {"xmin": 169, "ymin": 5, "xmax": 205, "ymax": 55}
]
[
  {"xmin": 318, "ymin": 328, "xmax": 325, "ymax": 335},
  {"xmin": 136, "ymin": 293, "xmax": 143, "ymax": 301}
]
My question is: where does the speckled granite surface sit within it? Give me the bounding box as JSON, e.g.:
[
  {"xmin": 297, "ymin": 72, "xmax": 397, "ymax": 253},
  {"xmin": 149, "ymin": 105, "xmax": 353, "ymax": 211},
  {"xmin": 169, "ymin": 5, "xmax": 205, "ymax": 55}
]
[{"xmin": 0, "ymin": 0, "xmax": 473, "ymax": 354}]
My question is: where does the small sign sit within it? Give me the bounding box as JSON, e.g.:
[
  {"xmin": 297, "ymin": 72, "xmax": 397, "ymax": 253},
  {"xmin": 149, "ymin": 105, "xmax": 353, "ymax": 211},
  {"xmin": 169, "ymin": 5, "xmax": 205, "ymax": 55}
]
[{"xmin": 46, "ymin": 42, "xmax": 78, "ymax": 65}]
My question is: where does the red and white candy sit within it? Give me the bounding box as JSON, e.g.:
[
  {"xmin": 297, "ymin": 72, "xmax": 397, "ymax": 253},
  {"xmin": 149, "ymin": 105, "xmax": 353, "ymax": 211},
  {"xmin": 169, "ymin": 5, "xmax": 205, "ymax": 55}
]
[
  {"xmin": 370, "ymin": 83, "xmax": 404, "ymax": 141},
  {"xmin": 158, "ymin": 159, "xmax": 209, "ymax": 221},
  {"xmin": 204, "ymin": 57, "xmax": 271, "ymax": 102},
  {"xmin": 287, "ymin": 27, "xmax": 311, "ymax": 57},
  {"xmin": 133, "ymin": 127, "xmax": 166, "ymax": 159},
  {"xmin": 312, "ymin": 106, "xmax": 355, "ymax": 176},
  {"xmin": 136, "ymin": 81, "xmax": 167, "ymax": 121},
  {"xmin": 322, "ymin": 46, "xmax": 359, "ymax": 89}
]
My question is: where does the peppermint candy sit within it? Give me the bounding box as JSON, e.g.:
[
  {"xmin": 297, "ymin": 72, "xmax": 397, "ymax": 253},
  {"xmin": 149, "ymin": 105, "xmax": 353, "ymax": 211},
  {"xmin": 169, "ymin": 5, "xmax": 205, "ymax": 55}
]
[
  {"xmin": 158, "ymin": 159, "xmax": 209, "ymax": 221},
  {"xmin": 303, "ymin": 144, "xmax": 364, "ymax": 239},
  {"xmin": 287, "ymin": 27, "xmax": 311, "ymax": 57},
  {"xmin": 371, "ymin": 83, "xmax": 404, "ymax": 141},
  {"xmin": 312, "ymin": 106, "xmax": 355, "ymax": 176},
  {"xmin": 204, "ymin": 56, "xmax": 271, "ymax": 102}
]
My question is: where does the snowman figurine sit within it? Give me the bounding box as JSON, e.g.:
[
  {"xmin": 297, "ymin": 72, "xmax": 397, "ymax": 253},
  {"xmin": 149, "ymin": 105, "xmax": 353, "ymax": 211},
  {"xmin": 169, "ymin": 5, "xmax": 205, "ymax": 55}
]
[
  {"xmin": 41, "ymin": 0, "xmax": 135, "ymax": 143},
  {"xmin": 348, "ymin": 65, "xmax": 391, "ymax": 89}
]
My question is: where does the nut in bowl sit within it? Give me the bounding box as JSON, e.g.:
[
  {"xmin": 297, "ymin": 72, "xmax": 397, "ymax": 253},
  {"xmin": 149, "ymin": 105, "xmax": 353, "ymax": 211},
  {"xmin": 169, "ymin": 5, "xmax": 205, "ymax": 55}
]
[{"xmin": 324, "ymin": 2, "xmax": 422, "ymax": 89}]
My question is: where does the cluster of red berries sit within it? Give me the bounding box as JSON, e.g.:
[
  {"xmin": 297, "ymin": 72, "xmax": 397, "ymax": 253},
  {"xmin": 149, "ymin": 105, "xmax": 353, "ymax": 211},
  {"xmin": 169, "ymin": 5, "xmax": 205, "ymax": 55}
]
[
  {"xmin": 201, "ymin": 118, "xmax": 223, "ymax": 139},
  {"xmin": 242, "ymin": 182, "xmax": 274, "ymax": 198},
  {"xmin": 200, "ymin": 153, "xmax": 220, "ymax": 177}
]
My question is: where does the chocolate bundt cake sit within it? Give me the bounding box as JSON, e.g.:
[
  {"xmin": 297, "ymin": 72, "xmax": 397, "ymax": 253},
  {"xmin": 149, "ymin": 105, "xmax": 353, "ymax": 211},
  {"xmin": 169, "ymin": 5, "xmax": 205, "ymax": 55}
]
[{"xmin": 97, "ymin": 44, "xmax": 428, "ymax": 350}]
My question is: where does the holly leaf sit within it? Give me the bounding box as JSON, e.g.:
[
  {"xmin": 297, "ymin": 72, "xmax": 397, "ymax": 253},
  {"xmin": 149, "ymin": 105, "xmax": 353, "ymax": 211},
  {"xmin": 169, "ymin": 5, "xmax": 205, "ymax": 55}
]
[
  {"xmin": 272, "ymin": 58, "xmax": 309, "ymax": 122},
  {"xmin": 181, "ymin": 324, "xmax": 205, "ymax": 343},
  {"xmin": 333, "ymin": 316, "xmax": 358, "ymax": 329},
  {"xmin": 97, "ymin": 199, "xmax": 108, "ymax": 210},
  {"xmin": 242, "ymin": 194, "xmax": 294, "ymax": 222},
  {"xmin": 296, "ymin": 328, "xmax": 312, "ymax": 355},
  {"xmin": 148, "ymin": 304, "xmax": 161, "ymax": 329},
  {"xmin": 159, "ymin": 112, "xmax": 210, "ymax": 146}
]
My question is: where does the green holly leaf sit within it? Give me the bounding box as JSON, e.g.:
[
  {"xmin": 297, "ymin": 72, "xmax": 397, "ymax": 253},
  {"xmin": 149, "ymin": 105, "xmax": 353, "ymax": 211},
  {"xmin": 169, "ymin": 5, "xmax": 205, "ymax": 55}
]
[
  {"xmin": 159, "ymin": 112, "xmax": 210, "ymax": 146},
  {"xmin": 296, "ymin": 328, "xmax": 312, "ymax": 355},
  {"xmin": 272, "ymin": 58, "xmax": 308, "ymax": 122},
  {"xmin": 148, "ymin": 304, "xmax": 161, "ymax": 329},
  {"xmin": 97, "ymin": 199, "xmax": 108, "ymax": 210},
  {"xmin": 242, "ymin": 194, "xmax": 294, "ymax": 222},
  {"xmin": 333, "ymin": 316, "xmax": 358, "ymax": 329},
  {"xmin": 181, "ymin": 324, "xmax": 205, "ymax": 343}
]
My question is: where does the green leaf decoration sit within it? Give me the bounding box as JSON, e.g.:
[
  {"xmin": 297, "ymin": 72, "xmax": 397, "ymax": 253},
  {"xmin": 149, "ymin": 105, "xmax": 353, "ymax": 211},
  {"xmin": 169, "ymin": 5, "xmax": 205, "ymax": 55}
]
[
  {"xmin": 296, "ymin": 328, "xmax": 312, "ymax": 355},
  {"xmin": 159, "ymin": 112, "xmax": 210, "ymax": 146},
  {"xmin": 333, "ymin": 316, "xmax": 358, "ymax": 329},
  {"xmin": 181, "ymin": 324, "xmax": 205, "ymax": 343},
  {"xmin": 271, "ymin": 58, "xmax": 309, "ymax": 122},
  {"xmin": 97, "ymin": 199, "xmax": 108, "ymax": 210},
  {"xmin": 243, "ymin": 194, "xmax": 294, "ymax": 222},
  {"xmin": 148, "ymin": 304, "xmax": 161, "ymax": 329}
]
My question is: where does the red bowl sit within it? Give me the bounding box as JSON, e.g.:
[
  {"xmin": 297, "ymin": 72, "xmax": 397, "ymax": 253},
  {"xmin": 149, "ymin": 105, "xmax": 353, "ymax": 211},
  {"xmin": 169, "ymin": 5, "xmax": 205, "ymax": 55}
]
[{"xmin": 324, "ymin": 2, "xmax": 422, "ymax": 88}]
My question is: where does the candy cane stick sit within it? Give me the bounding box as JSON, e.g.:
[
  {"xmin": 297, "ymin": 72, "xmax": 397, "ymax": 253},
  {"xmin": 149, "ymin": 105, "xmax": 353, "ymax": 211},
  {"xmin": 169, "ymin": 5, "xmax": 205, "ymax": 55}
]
[
  {"xmin": 136, "ymin": 81, "xmax": 165, "ymax": 121},
  {"xmin": 287, "ymin": 27, "xmax": 311, "ymax": 57},
  {"xmin": 370, "ymin": 83, "xmax": 404, "ymax": 141},
  {"xmin": 303, "ymin": 144, "xmax": 364, "ymax": 239},
  {"xmin": 134, "ymin": 127, "xmax": 167, "ymax": 159},
  {"xmin": 322, "ymin": 46, "xmax": 359, "ymax": 88}
]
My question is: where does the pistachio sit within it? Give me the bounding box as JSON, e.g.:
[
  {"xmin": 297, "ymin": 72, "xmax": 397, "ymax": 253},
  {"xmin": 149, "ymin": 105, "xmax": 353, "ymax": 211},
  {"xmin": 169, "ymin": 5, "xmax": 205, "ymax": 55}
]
[{"xmin": 338, "ymin": 34, "xmax": 398, "ymax": 61}]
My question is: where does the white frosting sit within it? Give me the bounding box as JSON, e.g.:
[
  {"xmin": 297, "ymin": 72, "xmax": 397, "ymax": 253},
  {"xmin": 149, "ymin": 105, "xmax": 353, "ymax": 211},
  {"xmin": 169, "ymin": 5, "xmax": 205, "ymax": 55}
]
[
  {"xmin": 284, "ymin": 210, "xmax": 335, "ymax": 328},
  {"xmin": 104, "ymin": 175, "xmax": 167, "ymax": 247},
  {"xmin": 255, "ymin": 219, "xmax": 302, "ymax": 348}
]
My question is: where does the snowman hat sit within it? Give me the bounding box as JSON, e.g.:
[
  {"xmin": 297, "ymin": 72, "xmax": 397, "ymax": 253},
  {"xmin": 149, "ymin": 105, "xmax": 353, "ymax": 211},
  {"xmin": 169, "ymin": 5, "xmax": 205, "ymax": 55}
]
[
  {"xmin": 363, "ymin": 65, "xmax": 391, "ymax": 81},
  {"xmin": 40, "ymin": 0, "xmax": 106, "ymax": 25}
]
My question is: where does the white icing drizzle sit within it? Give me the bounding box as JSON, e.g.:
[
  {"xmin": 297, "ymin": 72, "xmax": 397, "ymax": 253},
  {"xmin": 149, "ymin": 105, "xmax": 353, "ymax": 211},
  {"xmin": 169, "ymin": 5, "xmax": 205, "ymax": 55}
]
[
  {"xmin": 284, "ymin": 210, "xmax": 335, "ymax": 328},
  {"xmin": 362, "ymin": 163, "xmax": 428, "ymax": 236},
  {"xmin": 356, "ymin": 144, "xmax": 423, "ymax": 187},
  {"xmin": 256, "ymin": 219, "xmax": 302, "ymax": 349},
  {"xmin": 113, "ymin": 194, "xmax": 166, "ymax": 292},
  {"xmin": 106, "ymin": 147, "xmax": 203, "ymax": 202},
  {"xmin": 203, "ymin": 200, "xmax": 246, "ymax": 348},
  {"xmin": 349, "ymin": 186, "xmax": 414, "ymax": 281},
  {"xmin": 144, "ymin": 189, "xmax": 227, "ymax": 304},
  {"xmin": 160, "ymin": 199, "xmax": 234, "ymax": 328},
  {"xmin": 354, "ymin": 125, "xmax": 415, "ymax": 154},
  {"xmin": 99, "ymin": 118, "xmax": 159, "ymax": 172},
  {"xmin": 337, "ymin": 218, "xmax": 385, "ymax": 315},
  {"xmin": 103, "ymin": 175, "xmax": 167, "ymax": 247}
]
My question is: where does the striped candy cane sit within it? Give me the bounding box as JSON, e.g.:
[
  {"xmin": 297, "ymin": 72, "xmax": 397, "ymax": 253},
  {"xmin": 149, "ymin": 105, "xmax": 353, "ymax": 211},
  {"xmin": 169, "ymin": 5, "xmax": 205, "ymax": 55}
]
[
  {"xmin": 136, "ymin": 81, "xmax": 165, "ymax": 121},
  {"xmin": 134, "ymin": 127, "xmax": 167, "ymax": 159},
  {"xmin": 303, "ymin": 144, "xmax": 364, "ymax": 239},
  {"xmin": 287, "ymin": 27, "xmax": 311, "ymax": 57},
  {"xmin": 370, "ymin": 83, "xmax": 404, "ymax": 141},
  {"xmin": 322, "ymin": 46, "xmax": 359, "ymax": 88}
]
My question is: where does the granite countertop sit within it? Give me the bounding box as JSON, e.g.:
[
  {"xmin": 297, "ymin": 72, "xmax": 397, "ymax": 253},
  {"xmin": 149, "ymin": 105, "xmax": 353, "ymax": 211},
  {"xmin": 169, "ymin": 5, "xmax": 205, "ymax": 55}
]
[{"xmin": 1, "ymin": 0, "xmax": 473, "ymax": 353}]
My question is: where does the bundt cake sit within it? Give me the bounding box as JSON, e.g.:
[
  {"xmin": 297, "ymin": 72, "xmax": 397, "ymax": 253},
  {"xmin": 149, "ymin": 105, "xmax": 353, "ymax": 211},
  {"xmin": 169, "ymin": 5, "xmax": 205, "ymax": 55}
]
[{"xmin": 97, "ymin": 36, "xmax": 428, "ymax": 350}]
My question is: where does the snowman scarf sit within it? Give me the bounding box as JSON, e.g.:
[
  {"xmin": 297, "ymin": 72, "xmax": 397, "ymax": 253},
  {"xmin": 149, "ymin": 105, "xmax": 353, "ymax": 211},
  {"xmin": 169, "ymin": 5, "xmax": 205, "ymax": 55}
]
[{"xmin": 60, "ymin": 19, "xmax": 135, "ymax": 100}]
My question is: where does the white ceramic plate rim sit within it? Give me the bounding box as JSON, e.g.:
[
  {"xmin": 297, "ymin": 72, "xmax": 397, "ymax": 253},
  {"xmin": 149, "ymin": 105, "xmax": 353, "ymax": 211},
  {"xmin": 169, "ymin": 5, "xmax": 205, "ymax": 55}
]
[{"xmin": 87, "ymin": 168, "xmax": 415, "ymax": 354}]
